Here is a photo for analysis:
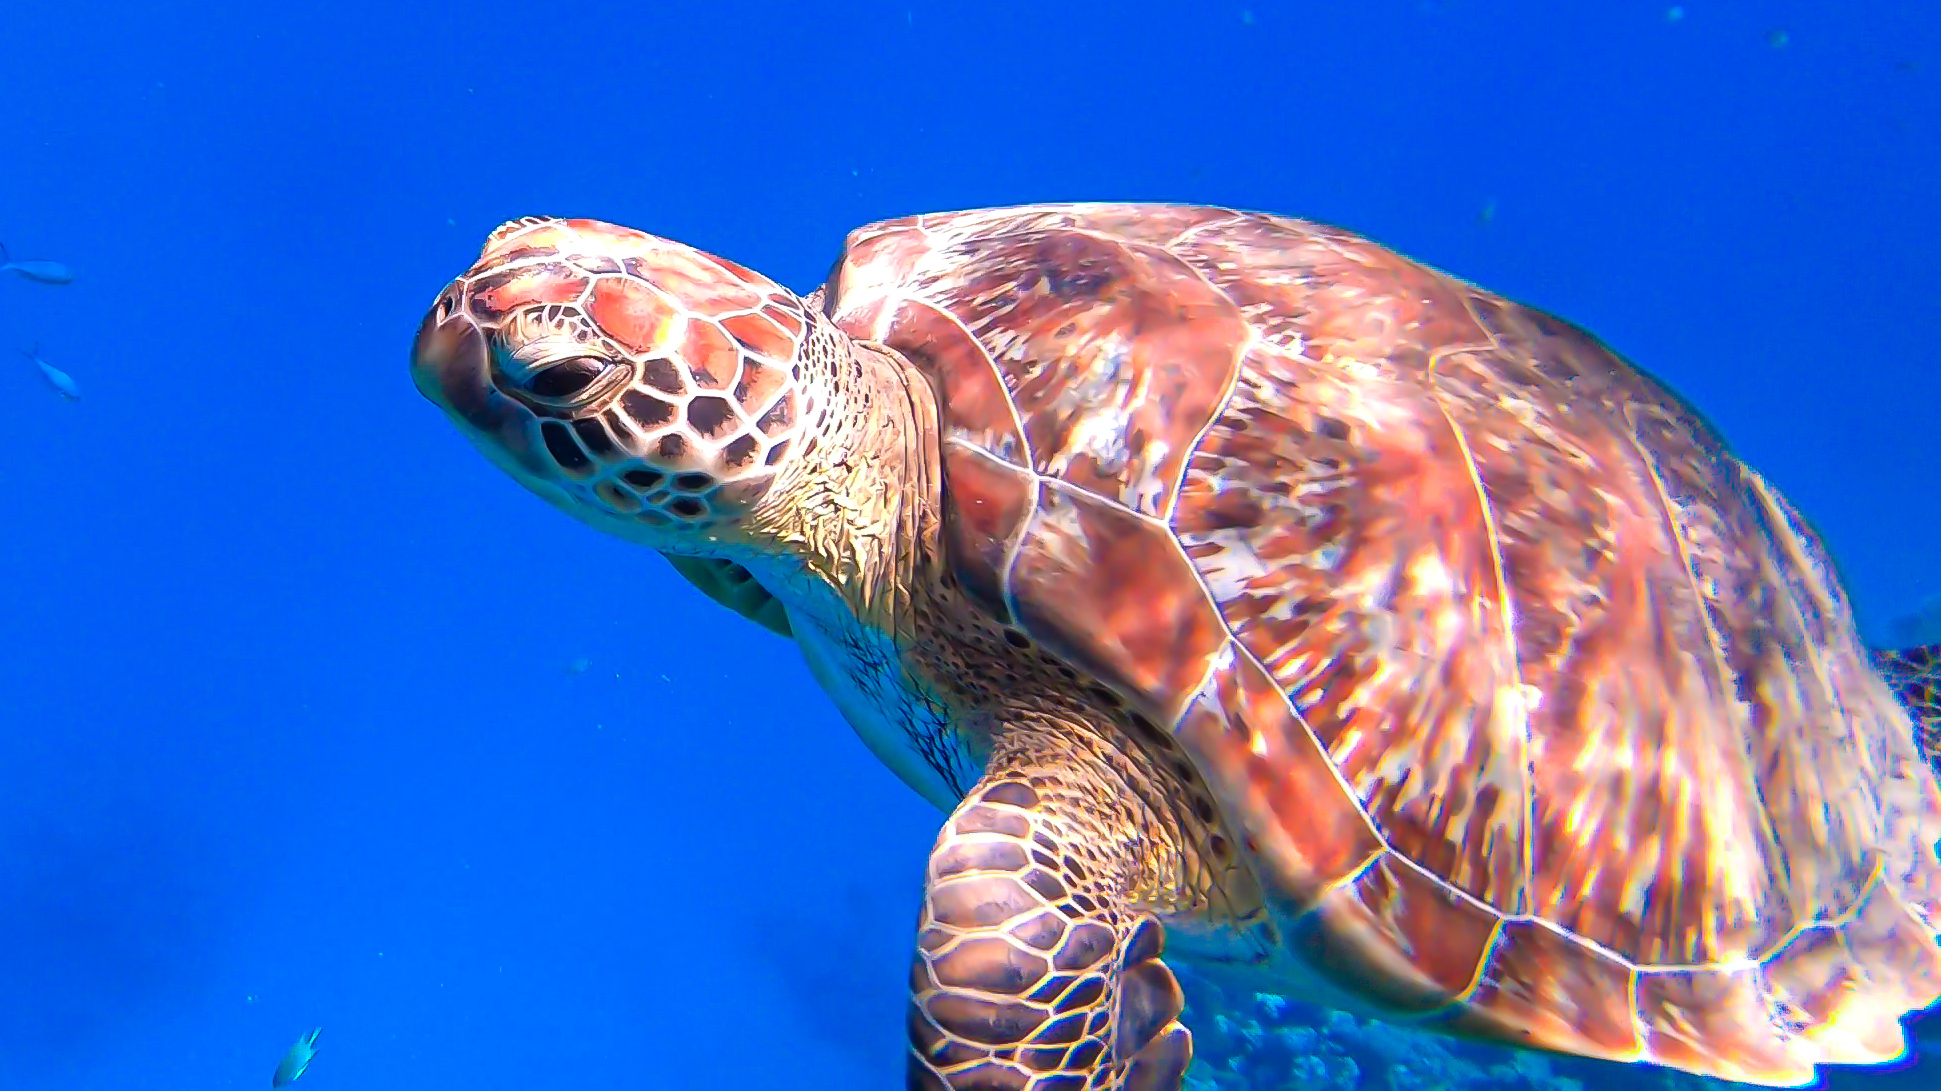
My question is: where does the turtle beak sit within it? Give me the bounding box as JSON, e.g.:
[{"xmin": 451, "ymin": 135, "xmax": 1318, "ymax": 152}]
[
  {"xmin": 410, "ymin": 291, "xmax": 551, "ymax": 478},
  {"xmin": 411, "ymin": 292, "xmax": 489, "ymax": 414}
]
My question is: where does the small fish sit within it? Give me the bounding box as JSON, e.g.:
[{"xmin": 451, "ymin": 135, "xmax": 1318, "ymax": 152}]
[
  {"xmin": 21, "ymin": 344, "xmax": 79, "ymax": 399},
  {"xmin": 272, "ymin": 1027, "xmax": 322, "ymax": 1088},
  {"xmin": 0, "ymin": 243, "xmax": 74, "ymax": 285}
]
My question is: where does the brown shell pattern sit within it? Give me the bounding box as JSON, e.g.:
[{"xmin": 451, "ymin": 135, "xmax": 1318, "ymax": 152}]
[{"xmin": 822, "ymin": 204, "xmax": 1941, "ymax": 1082}]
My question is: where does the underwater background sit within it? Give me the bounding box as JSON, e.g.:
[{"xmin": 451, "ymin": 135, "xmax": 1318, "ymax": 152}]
[{"xmin": 1, "ymin": 1, "xmax": 1937, "ymax": 1088}]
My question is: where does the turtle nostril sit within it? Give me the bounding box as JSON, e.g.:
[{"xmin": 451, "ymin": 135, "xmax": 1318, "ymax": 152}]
[{"xmin": 526, "ymin": 357, "xmax": 609, "ymax": 400}]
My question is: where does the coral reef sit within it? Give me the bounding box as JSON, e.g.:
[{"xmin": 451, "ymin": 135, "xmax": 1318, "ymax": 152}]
[
  {"xmin": 1175, "ymin": 968, "xmax": 1930, "ymax": 1091},
  {"xmin": 1178, "ymin": 972, "xmax": 1661, "ymax": 1091}
]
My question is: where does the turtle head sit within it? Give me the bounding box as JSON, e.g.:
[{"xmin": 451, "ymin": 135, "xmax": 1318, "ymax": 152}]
[
  {"xmin": 412, "ymin": 217, "xmax": 937, "ymax": 598},
  {"xmin": 412, "ymin": 217, "xmax": 852, "ymax": 551}
]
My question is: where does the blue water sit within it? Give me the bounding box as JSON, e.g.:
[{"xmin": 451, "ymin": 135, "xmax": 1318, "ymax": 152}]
[{"xmin": 1, "ymin": 2, "xmax": 1936, "ymax": 1089}]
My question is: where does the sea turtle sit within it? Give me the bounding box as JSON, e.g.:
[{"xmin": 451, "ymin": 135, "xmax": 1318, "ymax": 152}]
[{"xmin": 409, "ymin": 204, "xmax": 1941, "ymax": 1089}]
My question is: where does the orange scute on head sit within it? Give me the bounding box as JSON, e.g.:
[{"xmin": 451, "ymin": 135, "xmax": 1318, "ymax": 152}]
[
  {"xmin": 480, "ymin": 220, "xmax": 580, "ymax": 264},
  {"xmin": 585, "ymin": 279, "xmax": 680, "ymax": 355},
  {"xmin": 733, "ymin": 356, "xmax": 793, "ymax": 420},
  {"xmin": 471, "ymin": 264, "xmax": 588, "ymax": 320},
  {"xmin": 478, "ymin": 216, "xmax": 560, "ymax": 258},
  {"xmin": 557, "ymin": 219, "xmax": 663, "ymax": 250},
  {"xmin": 721, "ymin": 311, "xmax": 801, "ymax": 363},
  {"xmin": 650, "ymin": 251, "xmax": 772, "ymax": 315},
  {"xmin": 673, "ymin": 318, "xmax": 742, "ymax": 392},
  {"xmin": 478, "ymin": 217, "xmax": 665, "ymax": 266}
]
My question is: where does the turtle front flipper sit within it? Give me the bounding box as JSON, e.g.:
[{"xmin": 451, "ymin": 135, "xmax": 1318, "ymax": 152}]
[
  {"xmin": 659, "ymin": 553, "xmax": 793, "ymax": 637},
  {"xmin": 909, "ymin": 774, "xmax": 1192, "ymax": 1091}
]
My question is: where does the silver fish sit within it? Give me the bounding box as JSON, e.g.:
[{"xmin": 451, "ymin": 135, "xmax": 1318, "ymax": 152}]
[
  {"xmin": 272, "ymin": 1027, "xmax": 322, "ymax": 1088},
  {"xmin": 21, "ymin": 344, "xmax": 79, "ymax": 399},
  {"xmin": 0, "ymin": 243, "xmax": 74, "ymax": 285}
]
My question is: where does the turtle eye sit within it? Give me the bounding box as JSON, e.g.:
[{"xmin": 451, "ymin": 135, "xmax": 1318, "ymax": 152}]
[{"xmin": 524, "ymin": 357, "xmax": 611, "ymax": 401}]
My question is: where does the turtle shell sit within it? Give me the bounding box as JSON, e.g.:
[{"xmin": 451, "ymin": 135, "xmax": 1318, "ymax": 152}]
[{"xmin": 820, "ymin": 204, "xmax": 1941, "ymax": 1084}]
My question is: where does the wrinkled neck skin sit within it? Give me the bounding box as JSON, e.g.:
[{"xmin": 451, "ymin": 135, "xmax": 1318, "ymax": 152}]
[{"xmin": 741, "ymin": 337, "xmax": 944, "ymax": 648}]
